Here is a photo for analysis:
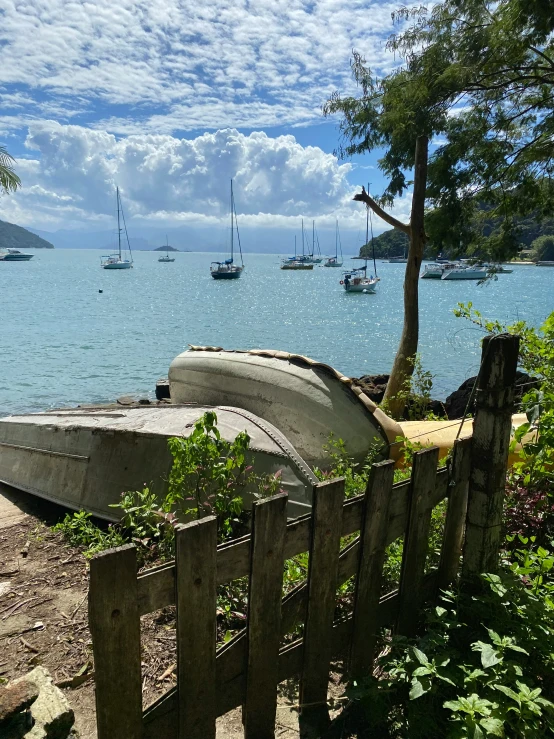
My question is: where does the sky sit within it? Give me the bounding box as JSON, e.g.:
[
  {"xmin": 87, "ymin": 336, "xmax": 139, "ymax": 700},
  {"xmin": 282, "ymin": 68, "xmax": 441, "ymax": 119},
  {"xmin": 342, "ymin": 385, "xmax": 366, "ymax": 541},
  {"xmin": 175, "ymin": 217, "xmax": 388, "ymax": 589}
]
[{"xmin": 0, "ymin": 0, "xmax": 415, "ymax": 244}]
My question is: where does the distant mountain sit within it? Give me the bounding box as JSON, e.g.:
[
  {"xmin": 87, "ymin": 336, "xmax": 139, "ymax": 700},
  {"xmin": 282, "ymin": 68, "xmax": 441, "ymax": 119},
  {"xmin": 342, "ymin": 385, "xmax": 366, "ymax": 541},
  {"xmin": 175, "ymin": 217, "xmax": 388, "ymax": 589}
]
[
  {"xmin": 153, "ymin": 245, "xmax": 179, "ymax": 252},
  {"xmin": 27, "ymin": 224, "xmax": 365, "ymax": 255},
  {"xmin": 0, "ymin": 219, "xmax": 54, "ymax": 249}
]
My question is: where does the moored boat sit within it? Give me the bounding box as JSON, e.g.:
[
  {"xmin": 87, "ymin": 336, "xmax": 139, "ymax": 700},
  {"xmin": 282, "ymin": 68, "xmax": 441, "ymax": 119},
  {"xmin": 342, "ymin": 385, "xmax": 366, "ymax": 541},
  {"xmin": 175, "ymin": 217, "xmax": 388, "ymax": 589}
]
[
  {"xmin": 101, "ymin": 187, "xmax": 133, "ymax": 269},
  {"xmin": 0, "ymin": 249, "xmax": 34, "ymax": 262},
  {"xmin": 0, "ymin": 405, "xmax": 317, "ymax": 521},
  {"xmin": 441, "ymin": 264, "xmax": 488, "ymax": 280},
  {"xmin": 211, "ymin": 179, "xmax": 244, "ymax": 280},
  {"xmin": 158, "ymin": 236, "xmax": 175, "ymax": 262},
  {"xmin": 324, "ymin": 220, "xmax": 343, "ymax": 267}
]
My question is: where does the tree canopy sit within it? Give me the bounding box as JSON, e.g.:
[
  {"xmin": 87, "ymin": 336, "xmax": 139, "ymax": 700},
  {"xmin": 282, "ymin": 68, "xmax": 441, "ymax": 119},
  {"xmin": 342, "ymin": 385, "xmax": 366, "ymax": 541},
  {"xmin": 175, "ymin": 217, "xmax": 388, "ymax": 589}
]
[
  {"xmin": 531, "ymin": 235, "xmax": 554, "ymax": 262},
  {"xmin": 393, "ymin": 0, "xmax": 554, "ymax": 259}
]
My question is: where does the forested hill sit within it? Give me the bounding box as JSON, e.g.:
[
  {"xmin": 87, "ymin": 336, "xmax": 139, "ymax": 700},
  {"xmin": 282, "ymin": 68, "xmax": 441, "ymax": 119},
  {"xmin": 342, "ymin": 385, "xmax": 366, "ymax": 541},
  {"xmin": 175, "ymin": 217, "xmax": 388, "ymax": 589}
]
[
  {"xmin": 0, "ymin": 219, "xmax": 54, "ymax": 249},
  {"xmin": 359, "ymin": 229, "xmax": 409, "ymax": 259},
  {"xmin": 360, "ymin": 213, "xmax": 554, "ymax": 259}
]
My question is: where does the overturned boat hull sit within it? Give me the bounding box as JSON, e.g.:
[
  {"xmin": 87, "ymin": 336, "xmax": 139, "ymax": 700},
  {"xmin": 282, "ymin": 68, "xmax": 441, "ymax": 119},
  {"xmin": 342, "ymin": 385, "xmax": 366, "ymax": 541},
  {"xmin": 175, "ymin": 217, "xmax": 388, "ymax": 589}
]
[
  {"xmin": 169, "ymin": 348, "xmax": 403, "ymax": 468},
  {"xmin": 0, "ymin": 405, "xmax": 317, "ymax": 521}
]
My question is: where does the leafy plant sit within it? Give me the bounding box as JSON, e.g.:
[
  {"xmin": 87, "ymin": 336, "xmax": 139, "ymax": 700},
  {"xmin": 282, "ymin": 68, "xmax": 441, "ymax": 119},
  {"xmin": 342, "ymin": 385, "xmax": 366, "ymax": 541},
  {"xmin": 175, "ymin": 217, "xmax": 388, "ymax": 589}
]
[
  {"xmin": 53, "ymin": 511, "xmax": 127, "ymax": 558},
  {"xmin": 347, "ymin": 541, "xmax": 554, "ymax": 738}
]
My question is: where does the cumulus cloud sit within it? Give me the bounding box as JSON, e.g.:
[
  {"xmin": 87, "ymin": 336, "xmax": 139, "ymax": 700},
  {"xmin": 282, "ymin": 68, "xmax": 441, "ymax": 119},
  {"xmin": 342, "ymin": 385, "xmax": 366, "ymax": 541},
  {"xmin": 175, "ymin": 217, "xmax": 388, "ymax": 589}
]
[
  {"xmin": 0, "ymin": 122, "xmax": 412, "ymax": 232},
  {"xmin": 0, "ymin": 0, "xmax": 400, "ymax": 133}
]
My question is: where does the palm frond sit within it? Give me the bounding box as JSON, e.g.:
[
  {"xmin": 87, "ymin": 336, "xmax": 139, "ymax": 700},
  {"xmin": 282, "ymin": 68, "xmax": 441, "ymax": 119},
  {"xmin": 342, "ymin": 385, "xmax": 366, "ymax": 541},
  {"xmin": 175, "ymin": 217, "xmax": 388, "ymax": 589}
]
[{"xmin": 0, "ymin": 145, "xmax": 21, "ymax": 194}]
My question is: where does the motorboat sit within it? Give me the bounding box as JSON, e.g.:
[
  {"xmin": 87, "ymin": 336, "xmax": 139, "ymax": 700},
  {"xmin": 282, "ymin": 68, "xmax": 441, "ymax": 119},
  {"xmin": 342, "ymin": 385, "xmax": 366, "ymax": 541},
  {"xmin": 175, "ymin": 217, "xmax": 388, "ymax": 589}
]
[
  {"xmin": 441, "ymin": 264, "xmax": 488, "ymax": 280},
  {"xmin": 101, "ymin": 187, "xmax": 133, "ymax": 269},
  {"xmin": 0, "ymin": 249, "xmax": 34, "ymax": 261},
  {"xmin": 324, "ymin": 220, "xmax": 343, "ymax": 267},
  {"xmin": 421, "ymin": 262, "xmax": 451, "ymax": 278},
  {"xmin": 0, "ymin": 405, "xmax": 317, "ymax": 521},
  {"xmin": 169, "ymin": 348, "xmax": 402, "ymax": 469},
  {"xmin": 211, "ymin": 180, "xmax": 244, "ymax": 279}
]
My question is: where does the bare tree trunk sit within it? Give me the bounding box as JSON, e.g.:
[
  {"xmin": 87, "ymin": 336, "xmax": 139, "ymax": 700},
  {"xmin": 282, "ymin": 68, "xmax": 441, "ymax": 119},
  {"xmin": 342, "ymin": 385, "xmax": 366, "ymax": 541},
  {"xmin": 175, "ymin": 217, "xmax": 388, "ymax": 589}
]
[{"xmin": 382, "ymin": 136, "xmax": 428, "ymax": 418}]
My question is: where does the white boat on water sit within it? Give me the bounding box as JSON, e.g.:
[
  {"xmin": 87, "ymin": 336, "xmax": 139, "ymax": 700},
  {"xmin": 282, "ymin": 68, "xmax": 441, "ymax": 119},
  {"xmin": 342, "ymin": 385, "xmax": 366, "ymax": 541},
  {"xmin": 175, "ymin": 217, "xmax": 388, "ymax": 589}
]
[
  {"xmin": 169, "ymin": 348, "xmax": 402, "ymax": 468},
  {"xmin": 101, "ymin": 187, "xmax": 133, "ymax": 270},
  {"xmin": 441, "ymin": 264, "xmax": 488, "ymax": 280},
  {"xmin": 324, "ymin": 220, "xmax": 344, "ymax": 267},
  {"xmin": 342, "ymin": 267, "xmax": 379, "ymax": 293},
  {"xmin": 341, "ymin": 190, "xmax": 380, "ymax": 293},
  {"xmin": 0, "ymin": 249, "xmax": 34, "ymax": 262},
  {"xmin": 0, "ymin": 405, "xmax": 317, "ymax": 521},
  {"xmin": 158, "ymin": 236, "xmax": 175, "ymax": 263},
  {"xmin": 211, "ymin": 180, "xmax": 244, "ymax": 280},
  {"xmin": 421, "ymin": 262, "xmax": 488, "ymax": 279}
]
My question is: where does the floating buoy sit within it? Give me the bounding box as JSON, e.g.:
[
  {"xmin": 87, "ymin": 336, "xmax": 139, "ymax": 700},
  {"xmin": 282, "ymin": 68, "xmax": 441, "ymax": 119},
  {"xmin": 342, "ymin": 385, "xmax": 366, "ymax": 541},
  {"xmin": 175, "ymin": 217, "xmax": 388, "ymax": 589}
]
[
  {"xmin": 99, "ymin": 289, "xmax": 103, "ymax": 293},
  {"xmin": 339, "ymin": 280, "xmax": 344, "ymax": 285}
]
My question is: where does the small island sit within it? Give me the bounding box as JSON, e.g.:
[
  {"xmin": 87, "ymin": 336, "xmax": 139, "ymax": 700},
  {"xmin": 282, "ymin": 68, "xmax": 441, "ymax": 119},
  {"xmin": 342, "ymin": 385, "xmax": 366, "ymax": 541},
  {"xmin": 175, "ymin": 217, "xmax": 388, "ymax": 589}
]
[{"xmin": 154, "ymin": 244, "xmax": 179, "ymax": 252}]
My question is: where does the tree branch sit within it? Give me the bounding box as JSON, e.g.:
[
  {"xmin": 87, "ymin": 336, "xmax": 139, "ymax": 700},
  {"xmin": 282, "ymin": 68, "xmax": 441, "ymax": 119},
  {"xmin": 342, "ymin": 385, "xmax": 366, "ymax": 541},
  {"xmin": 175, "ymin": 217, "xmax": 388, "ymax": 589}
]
[{"xmin": 353, "ymin": 187, "xmax": 411, "ymax": 234}]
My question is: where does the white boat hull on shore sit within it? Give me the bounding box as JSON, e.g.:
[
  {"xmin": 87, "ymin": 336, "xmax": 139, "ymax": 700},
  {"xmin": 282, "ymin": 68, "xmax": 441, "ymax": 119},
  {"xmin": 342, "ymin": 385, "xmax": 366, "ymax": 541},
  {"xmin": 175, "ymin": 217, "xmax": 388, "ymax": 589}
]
[
  {"xmin": 0, "ymin": 405, "xmax": 317, "ymax": 521},
  {"xmin": 169, "ymin": 348, "xmax": 402, "ymax": 468}
]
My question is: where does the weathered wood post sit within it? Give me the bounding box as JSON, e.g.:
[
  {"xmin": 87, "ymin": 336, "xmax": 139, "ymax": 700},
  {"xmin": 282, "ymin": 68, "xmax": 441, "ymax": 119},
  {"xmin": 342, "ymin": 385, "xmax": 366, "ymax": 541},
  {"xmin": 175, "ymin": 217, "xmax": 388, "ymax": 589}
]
[
  {"xmin": 89, "ymin": 544, "xmax": 143, "ymax": 739},
  {"xmin": 462, "ymin": 333, "xmax": 520, "ymax": 578}
]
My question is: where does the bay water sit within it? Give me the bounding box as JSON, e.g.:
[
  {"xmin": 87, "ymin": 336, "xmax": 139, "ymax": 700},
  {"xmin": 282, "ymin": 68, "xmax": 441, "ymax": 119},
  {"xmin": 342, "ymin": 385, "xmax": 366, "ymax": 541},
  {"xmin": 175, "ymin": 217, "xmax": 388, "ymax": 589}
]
[{"xmin": 1, "ymin": 249, "xmax": 552, "ymax": 416}]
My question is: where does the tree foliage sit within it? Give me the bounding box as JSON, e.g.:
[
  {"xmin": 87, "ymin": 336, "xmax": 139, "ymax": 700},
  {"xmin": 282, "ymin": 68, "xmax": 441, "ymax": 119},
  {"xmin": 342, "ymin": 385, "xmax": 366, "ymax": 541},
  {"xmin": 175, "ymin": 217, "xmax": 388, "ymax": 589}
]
[
  {"xmin": 0, "ymin": 145, "xmax": 21, "ymax": 195},
  {"xmin": 392, "ymin": 0, "xmax": 554, "ymax": 259},
  {"xmin": 530, "ymin": 235, "xmax": 554, "ymax": 262}
]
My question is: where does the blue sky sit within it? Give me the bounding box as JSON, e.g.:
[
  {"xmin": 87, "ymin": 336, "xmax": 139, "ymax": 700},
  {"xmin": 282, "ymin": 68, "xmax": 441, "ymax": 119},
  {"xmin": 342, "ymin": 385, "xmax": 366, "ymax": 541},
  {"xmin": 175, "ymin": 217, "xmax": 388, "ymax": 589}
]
[{"xmin": 0, "ymin": 0, "xmax": 413, "ymax": 236}]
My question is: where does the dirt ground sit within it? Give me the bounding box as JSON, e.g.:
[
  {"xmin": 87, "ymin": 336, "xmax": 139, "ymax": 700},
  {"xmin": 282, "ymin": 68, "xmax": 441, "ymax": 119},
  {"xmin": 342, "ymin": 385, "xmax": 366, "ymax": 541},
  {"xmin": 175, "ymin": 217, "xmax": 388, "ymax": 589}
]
[{"xmin": 0, "ymin": 484, "xmax": 343, "ymax": 738}]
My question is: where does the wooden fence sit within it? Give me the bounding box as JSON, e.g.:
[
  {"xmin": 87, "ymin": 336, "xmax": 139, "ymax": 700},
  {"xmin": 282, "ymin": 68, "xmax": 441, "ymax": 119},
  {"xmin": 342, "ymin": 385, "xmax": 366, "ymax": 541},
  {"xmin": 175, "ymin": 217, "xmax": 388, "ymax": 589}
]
[{"xmin": 88, "ymin": 333, "xmax": 520, "ymax": 739}]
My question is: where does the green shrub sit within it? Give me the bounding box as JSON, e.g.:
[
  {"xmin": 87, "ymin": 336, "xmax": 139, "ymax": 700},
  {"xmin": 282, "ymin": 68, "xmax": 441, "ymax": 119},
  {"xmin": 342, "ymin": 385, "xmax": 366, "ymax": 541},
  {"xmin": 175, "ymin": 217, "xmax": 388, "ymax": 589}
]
[{"xmin": 347, "ymin": 540, "xmax": 554, "ymax": 738}]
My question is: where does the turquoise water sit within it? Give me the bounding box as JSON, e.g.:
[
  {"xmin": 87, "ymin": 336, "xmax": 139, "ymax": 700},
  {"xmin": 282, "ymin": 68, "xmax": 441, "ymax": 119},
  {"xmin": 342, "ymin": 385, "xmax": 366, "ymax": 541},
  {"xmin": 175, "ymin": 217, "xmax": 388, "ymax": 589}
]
[{"xmin": 1, "ymin": 250, "xmax": 552, "ymax": 416}]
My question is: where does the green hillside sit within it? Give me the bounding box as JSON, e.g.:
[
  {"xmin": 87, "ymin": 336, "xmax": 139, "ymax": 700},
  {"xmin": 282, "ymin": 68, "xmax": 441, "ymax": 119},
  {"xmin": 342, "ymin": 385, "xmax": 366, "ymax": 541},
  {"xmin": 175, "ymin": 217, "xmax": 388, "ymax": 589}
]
[
  {"xmin": 359, "ymin": 229, "xmax": 409, "ymax": 259},
  {"xmin": 0, "ymin": 219, "xmax": 54, "ymax": 249},
  {"xmin": 360, "ymin": 213, "xmax": 554, "ymax": 259}
]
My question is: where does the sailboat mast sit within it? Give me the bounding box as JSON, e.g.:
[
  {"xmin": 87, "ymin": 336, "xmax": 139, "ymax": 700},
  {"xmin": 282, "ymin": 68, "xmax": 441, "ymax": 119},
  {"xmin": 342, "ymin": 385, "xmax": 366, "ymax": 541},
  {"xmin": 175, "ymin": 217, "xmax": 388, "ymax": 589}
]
[
  {"xmin": 335, "ymin": 219, "xmax": 338, "ymax": 259},
  {"xmin": 312, "ymin": 220, "xmax": 315, "ymax": 256},
  {"xmin": 301, "ymin": 219, "xmax": 305, "ymax": 256},
  {"xmin": 294, "ymin": 235, "xmax": 297, "ymax": 257},
  {"xmin": 364, "ymin": 183, "xmax": 369, "ymax": 272},
  {"xmin": 230, "ymin": 180, "xmax": 234, "ymax": 261},
  {"xmin": 116, "ymin": 186, "xmax": 122, "ymax": 259}
]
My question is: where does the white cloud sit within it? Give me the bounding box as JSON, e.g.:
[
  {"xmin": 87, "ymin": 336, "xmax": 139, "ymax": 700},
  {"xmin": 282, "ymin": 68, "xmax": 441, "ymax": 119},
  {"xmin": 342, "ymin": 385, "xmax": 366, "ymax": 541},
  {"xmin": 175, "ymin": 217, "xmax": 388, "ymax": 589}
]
[
  {"xmin": 0, "ymin": 122, "xmax": 412, "ymax": 232},
  {"xmin": 0, "ymin": 0, "xmax": 400, "ymax": 133}
]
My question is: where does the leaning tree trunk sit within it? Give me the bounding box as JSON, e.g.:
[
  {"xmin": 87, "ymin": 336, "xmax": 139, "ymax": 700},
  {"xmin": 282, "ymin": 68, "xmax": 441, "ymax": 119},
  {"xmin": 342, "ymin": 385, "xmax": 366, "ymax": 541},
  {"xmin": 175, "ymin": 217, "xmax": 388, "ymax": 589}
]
[{"xmin": 382, "ymin": 135, "xmax": 429, "ymax": 418}]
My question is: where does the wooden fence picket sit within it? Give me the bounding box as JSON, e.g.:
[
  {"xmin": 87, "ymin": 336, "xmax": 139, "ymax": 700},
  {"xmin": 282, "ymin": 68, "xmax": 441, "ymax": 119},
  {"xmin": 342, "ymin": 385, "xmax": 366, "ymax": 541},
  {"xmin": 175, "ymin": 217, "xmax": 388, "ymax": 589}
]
[
  {"xmin": 299, "ymin": 479, "xmax": 345, "ymax": 734},
  {"xmin": 89, "ymin": 544, "xmax": 143, "ymax": 739},
  {"xmin": 396, "ymin": 447, "xmax": 439, "ymax": 636},
  {"xmin": 350, "ymin": 460, "xmax": 395, "ymax": 678},
  {"xmin": 438, "ymin": 437, "xmax": 472, "ymax": 590},
  {"xmin": 244, "ymin": 493, "xmax": 288, "ymax": 739},
  {"xmin": 175, "ymin": 516, "xmax": 218, "ymax": 739}
]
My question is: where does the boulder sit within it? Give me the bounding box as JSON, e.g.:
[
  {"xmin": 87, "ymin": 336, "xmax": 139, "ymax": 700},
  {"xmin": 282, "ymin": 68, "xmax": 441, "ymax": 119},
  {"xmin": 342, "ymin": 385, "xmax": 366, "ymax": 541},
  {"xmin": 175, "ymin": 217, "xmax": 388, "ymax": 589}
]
[
  {"xmin": 444, "ymin": 370, "xmax": 538, "ymax": 419},
  {"xmin": 353, "ymin": 374, "xmax": 390, "ymax": 404},
  {"xmin": 10, "ymin": 667, "xmax": 75, "ymax": 738},
  {"xmin": 0, "ymin": 679, "xmax": 39, "ymax": 722}
]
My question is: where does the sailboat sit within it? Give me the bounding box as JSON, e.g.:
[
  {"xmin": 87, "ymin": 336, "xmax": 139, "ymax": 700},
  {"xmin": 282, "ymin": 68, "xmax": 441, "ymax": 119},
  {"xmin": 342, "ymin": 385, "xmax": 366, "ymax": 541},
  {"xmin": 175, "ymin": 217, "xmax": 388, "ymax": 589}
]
[
  {"xmin": 211, "ymin": 180, "xmax": 244, "ymax": 280},
  {"xmin": 101, "ymin": 187, "xmax": 133, "ymax": 270},
  {"xmin": 341, "ymin": 186, "xmax": 379, "ymax": 293},
  {"xmin": 324, "ymin": 220, "xmax": 344, "ymax": 267},
  {"xmin": 281, "ymin": 235, "xmax": 314, "ymax": 270},
  {"xmin": 158, "ymin": 236, "xmax": 175, "ymax": 263}
]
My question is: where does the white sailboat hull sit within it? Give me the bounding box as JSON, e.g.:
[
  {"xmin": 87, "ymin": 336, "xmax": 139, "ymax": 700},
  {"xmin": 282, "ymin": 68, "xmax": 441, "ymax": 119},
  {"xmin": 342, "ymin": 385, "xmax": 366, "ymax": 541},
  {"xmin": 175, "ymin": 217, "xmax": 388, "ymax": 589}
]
[
  {"xmin": 169, "ymin": 348, "xmax": 402, "ymax": 469},
  {"xmin": 102, "ymin": 261, "xmax": 133, "ymax": 269}
]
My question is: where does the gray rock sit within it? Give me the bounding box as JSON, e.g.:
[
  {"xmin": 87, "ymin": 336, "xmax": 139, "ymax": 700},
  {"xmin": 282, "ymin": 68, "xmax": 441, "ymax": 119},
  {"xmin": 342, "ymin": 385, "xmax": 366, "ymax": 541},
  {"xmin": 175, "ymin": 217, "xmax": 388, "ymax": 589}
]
[{"xmin": 12, "ymin": 667, "xmax": 75, "ymax": 738}]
